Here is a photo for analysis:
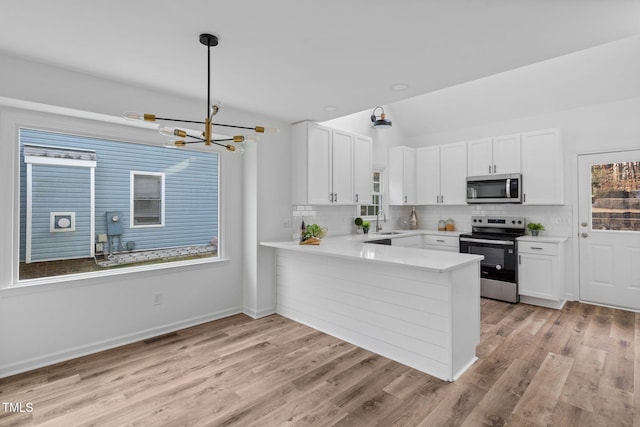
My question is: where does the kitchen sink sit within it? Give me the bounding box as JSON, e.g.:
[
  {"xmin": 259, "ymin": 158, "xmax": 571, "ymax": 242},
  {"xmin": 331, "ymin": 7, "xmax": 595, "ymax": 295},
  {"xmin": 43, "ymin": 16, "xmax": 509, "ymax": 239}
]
[{"xmin": 377, "ymin": 231, "xmax": 404, "ymax": 235}]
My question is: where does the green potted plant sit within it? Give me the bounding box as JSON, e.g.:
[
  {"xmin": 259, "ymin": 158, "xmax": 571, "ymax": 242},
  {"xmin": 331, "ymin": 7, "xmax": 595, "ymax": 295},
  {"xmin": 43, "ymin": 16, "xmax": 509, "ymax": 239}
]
[
  {"xmin": 300, "ymin": 223, "xmax": 325, "ymax": 245},
  {"xmin": 354, "ymin": 217, "xmax": 363, "ymax": 232},
  {"xmin": 527, "ymin": 222, "xmax": 545, "ymax": 236},
  {"xmin": 362, "ymin": 221, "xmax": 371, "ymax": 234}
]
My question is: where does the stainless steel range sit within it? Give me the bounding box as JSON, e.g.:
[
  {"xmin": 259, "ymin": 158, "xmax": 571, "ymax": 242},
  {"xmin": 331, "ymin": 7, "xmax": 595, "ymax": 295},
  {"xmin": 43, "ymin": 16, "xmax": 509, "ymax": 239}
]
[{"xmin": 459, "ymin": 215, "xmax": 526, "ymax": 303}]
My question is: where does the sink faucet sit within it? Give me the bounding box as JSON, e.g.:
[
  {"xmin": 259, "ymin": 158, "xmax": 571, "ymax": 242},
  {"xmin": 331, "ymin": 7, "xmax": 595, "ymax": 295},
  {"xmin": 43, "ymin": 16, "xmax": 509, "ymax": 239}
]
[{"xmin": 376, "ymin": 209, "xmax": 386, "ymax": 232}]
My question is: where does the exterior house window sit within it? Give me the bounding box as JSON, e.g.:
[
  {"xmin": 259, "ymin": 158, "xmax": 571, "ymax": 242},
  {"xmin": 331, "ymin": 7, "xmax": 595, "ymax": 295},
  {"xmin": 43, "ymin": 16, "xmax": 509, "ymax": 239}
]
[
  {"xmin": 360, "ymin": 170, "xmax": 383, "ymax": 218},
  {"xmin": 131, "ymin": 172, "xmax": 165, "ymax": 227},
  {"xmin": 18, "ymin": 128, "xmax": 219, "ymax": 282}
]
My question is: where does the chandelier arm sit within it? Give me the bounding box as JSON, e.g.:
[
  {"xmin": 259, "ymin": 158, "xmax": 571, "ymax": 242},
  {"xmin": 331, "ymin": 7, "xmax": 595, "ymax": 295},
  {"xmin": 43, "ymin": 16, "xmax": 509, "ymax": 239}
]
[
  {"xmin": 155, "ymin": 117, "xmax": 206, "ymax": 125},
  {"xmin": 211, "ymin": 123, "xmax": 259, "ymax": 131}
]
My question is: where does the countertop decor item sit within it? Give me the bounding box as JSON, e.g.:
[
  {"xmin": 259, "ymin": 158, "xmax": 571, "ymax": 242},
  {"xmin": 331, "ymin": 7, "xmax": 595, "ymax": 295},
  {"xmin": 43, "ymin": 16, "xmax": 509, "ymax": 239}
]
[
  {"xmin": 300, "ymin": 223, "xmax": 325, "ymax": 245},
  {"xmin": 362, "ymin": 221, "xmax": 371, "ymax": 234},
  {"xmin": 445, "ymin": 218, "xmax": 455, "ymax": 231},
  {"xmin": 527, "ymin": 222, "xmax": 545, "ymax": 236},
  {"xmin": 438, "ymin": 219, "xmax": 446, "ymax": 231},
  {"xmin": 409, "ymin": 207, "xmax": 418, "ymax": 229},
  {"xmin": 123, "ymin": 33, "xmax": 277, "ymax": 152}
]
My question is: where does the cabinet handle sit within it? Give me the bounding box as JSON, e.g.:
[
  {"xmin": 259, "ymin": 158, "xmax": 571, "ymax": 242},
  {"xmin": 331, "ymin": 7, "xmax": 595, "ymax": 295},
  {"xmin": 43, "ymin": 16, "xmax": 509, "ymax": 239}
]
[
  {"xmin": 493, "ymin": 164, "xmax": 496, "ymax": 173},
  {"xmin": 530, "ymin": 247, "xmax": 543, "ymax": 250},
  {"xmin": 519, "ymin": 255, "xmax": 521, "ymax": 264},
  {"xmin": 489, "ymin": 165, "xmax": 492, "ymax": 174},
  {"xmin": 330, "ymin": 193, "xmax": 334, "ymax": 202},
  {"xmin": 523, "ymin": 193, "xmax": 526, "ymax": 203},
  {"xmin": 335, "ymin": 193, "xmax": 338, "ymax": 202},
  {"xmin": 404, "ymin": 195, "xmax": 407, "ymax": 203},
  {"xmin": 441, "ymin": 195, "xmax": 444, "ymax": 204},
  {"xmin": 355, "ymin": 194, "xmax": 358, "ymax": 203},
  {"xmin": 436, "ymin": 239, "xmax": 445, "ymax": 243}
]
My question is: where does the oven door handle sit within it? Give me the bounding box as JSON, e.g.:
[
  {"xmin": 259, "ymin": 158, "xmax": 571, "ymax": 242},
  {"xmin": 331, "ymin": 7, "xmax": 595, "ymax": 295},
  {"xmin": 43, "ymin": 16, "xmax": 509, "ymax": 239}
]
[{"xmin": 460, "ymin": 237, "xmax": 515, "ymax": 246}]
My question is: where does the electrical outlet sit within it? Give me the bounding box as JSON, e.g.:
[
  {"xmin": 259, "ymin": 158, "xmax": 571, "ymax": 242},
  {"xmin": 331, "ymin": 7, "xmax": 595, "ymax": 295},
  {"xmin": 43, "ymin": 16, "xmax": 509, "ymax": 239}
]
[{"xmin": 153, "ymin": 293, "xmax": 163, "ymax": 306}]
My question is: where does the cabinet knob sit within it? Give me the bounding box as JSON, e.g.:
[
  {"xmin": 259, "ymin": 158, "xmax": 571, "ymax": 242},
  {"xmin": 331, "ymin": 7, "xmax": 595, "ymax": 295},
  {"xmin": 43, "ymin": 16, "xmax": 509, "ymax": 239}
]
[
  {"xmin": 581, "ymin": 232, "xmax": 588, "ymax": 238},
  {"xmin": 581, "ymin": 222, "xmax": 588, "ymax": 227}
]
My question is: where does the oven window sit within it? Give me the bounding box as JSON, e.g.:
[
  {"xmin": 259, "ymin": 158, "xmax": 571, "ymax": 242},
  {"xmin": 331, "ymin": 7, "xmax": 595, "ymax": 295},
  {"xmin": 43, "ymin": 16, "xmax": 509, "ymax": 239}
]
[{"xmin": 470, "ymin": 246, "xmax": 504, "ymax": 267}]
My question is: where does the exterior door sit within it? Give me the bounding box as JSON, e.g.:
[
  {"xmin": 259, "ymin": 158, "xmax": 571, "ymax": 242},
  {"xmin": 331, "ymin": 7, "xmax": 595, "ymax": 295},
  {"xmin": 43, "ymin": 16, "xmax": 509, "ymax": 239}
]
[{"xmin": 578, "ymin": 151, "xmax": 640, "ymax": 310}]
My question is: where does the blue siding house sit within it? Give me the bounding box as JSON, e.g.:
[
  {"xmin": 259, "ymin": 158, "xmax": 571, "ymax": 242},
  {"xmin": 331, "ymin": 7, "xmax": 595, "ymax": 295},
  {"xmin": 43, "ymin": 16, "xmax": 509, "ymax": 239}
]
[{"xmin": 20, "ymin": 129, "xmax": 219, "ymax": 263}]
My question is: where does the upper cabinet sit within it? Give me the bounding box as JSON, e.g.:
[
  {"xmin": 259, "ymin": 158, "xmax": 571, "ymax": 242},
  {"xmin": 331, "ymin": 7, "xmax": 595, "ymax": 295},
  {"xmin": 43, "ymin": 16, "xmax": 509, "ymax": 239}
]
[
  {"xmin": 353, "ymin": 135, "xmax": 373, "ymax": 205},
  {"xmin": 388, "ymin": 146, "xmax": 416, "ymax": 205},
  {"xmin": 467, "ymin": 134, "xmax": 521, "ymax": 176},
  {"xmin": 292, "ymin": 121, "xmax": 372, "ymax": 206},
  {"xmin": 416, "ymin": 142, "xmax": 467, "ymax": 205},
  {"xmin": 521, "ymin": 129, "xmax": 563, "ymax": 205}
]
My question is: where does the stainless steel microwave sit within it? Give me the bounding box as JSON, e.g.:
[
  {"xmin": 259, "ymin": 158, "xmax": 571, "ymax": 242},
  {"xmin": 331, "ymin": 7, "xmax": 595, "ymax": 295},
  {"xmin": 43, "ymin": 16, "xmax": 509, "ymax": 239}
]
[{"xmin": 466, "ymin": 174, "xmax": 522, "ymax": 204}]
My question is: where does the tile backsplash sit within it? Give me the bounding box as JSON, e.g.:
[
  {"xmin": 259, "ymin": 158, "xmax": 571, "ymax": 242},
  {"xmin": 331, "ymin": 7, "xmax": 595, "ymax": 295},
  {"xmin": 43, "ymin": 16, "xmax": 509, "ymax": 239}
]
[{"xmin": 292, "ymin": 204, "xmax": 574, "ymax": 240}]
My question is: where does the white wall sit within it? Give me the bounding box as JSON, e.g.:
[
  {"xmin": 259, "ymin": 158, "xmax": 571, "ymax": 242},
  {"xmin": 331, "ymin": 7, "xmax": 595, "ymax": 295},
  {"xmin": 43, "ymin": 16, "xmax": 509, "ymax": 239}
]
[{"xmin": 0, "ymin": 53, "xmax": 290, "ymax": 377}]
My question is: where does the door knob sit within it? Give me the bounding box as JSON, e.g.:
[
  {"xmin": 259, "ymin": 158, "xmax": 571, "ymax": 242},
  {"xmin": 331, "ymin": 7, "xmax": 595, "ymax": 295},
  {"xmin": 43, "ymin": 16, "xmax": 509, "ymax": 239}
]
[
  {"xmin": 580, "ymin": 232, "xmax": 588, "ymax": 238},
  {"xmin": 581, "ymin": 222, "xmax": 588, "ymax": 227}
]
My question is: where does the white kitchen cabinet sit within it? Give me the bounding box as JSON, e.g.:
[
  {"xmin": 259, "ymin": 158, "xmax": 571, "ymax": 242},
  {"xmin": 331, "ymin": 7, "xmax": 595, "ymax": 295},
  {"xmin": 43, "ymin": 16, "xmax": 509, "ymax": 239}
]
[
  {"xmin": 391, "ymin": 235, "xmax": 422, "ymax": 248},
  {"xmin": 388, "ymin": 146, "xmax": 416, "ymax": 205},
  {"xmin": 292, "ymin": 121, "xmax": 364, "ymax": 205},
  {"xmin": 518, "ymin": 237, "xmax": 567, "ymax": 306},
  {"xmin": 467, "ymin": 135, "xmax": 520, "ymax": 176},
  {"xmin": 353, "ymin": 135, "xmax": 373, "ymax": 205},
  {"xmin": 521, "ymin": 129, "xmax": 563, "ymax": 205},
  {"xmin": 331, "ymin": 130, "xmax": 354, "ymax": 205},
  {"xmin": 423, "ymin": 233, "xmax": 459, "ymax": 252},
  {"xmin": 416, "ymin": 142, "xmax": 467, "ymax": 205}
]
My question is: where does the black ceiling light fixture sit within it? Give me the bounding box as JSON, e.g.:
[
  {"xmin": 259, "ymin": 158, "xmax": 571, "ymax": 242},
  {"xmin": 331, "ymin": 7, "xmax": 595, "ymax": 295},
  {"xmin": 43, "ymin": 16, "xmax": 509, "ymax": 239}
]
[
  {"xmin": 370, "ymin": 106, "xmax": 392, "ymax": 128},
  {"xmin": 123, "ymin": 33, "xmax": 277, "ymax": 153}
]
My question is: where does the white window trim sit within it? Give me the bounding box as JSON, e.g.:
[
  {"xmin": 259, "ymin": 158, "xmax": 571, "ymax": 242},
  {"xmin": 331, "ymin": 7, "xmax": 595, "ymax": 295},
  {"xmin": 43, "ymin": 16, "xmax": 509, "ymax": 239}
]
[
  {"xmin": 130, "ymin": 171, "xmax": 165, "ymax": 228},
  {"xmin": 358, "ymin": 166, "xmax": 385, "ymax": 221},
  {"xmin": 1, "ymin": 99, "xmax": 224, "ymax": 289}
]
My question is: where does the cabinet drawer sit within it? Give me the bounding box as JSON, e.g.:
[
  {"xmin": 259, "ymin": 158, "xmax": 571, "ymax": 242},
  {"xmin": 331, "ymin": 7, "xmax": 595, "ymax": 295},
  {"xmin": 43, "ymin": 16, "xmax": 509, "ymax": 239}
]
[
  {"xmin": 424, "ymin": 234, "xmax": 458, "ymax": 248},
  {"xmin": 424, "ymin": 244, "xmax": 458, "ymax": 253},
  {"xmin": 518, "ymin": 241, "xmax": 558, "ymax": 255},
  {"xmin": 392, "ymin": 235, "xmax": 423, "ymax": 247}
]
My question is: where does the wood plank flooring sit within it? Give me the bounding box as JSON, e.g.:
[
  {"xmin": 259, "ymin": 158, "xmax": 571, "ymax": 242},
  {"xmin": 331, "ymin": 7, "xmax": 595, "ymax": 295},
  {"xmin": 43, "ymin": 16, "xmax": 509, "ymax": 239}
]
[{"xmin": 1, "ymin": 299, "xmax": 638, "ymax": 426}]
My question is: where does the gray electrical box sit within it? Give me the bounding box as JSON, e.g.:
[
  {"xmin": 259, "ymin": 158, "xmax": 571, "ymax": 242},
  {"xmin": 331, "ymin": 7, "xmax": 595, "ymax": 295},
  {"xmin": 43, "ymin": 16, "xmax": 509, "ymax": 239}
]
[{"xmin": 106, "ymin": 211, "xmax": 123, "ymax": 235}]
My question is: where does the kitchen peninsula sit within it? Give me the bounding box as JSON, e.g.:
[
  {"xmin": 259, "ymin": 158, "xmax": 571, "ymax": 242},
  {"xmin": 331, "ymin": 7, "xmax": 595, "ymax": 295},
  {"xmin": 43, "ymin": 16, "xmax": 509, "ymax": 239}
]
[{"xmin": 261, "ymin": 236, "xmax": 483, "ymax": 381}]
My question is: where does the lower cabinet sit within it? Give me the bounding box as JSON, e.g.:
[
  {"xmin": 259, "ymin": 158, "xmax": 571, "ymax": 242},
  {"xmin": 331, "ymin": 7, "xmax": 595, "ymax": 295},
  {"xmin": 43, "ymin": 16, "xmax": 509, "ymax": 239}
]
[
  {"xmin": 423, "ymin": 234, "xmax": 459, "ymax": 252},
  {"xmin": 391, "ymin": 235, "xmax": 422, "ymax": 248},
  {"xmin": 518, "ymin": 237, "xmax": 567, "ymax": 306}
]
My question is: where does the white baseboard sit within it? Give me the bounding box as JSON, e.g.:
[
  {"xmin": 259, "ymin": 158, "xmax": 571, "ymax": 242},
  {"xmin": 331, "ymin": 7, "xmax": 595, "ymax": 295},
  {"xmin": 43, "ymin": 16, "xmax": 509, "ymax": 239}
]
[
  {"xmin": 520, "ymin": 296, "xmax": 566, "ymax": 310},
  {"xmin": 0, "ymin": 306, "xmax": 242, "ymax": 379},
  {"xmin": 243, "ymin": 306, "xmax": 276, "ymax": 319}
]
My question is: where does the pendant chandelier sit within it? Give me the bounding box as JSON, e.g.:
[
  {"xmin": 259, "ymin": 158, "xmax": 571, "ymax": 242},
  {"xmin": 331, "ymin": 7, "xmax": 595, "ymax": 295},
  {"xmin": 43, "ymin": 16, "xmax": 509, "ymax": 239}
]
[{"xmin": 123, "ymin": 33, "xmax": 276, "ymax": 153}]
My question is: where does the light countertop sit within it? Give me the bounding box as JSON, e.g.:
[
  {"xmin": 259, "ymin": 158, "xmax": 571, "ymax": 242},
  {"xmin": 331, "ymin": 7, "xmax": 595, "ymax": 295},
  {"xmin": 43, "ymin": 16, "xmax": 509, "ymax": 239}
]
[
  {"xmin": 517, "ymin": 235, "xmax": 568, "ymax": 243},
  {"xmin": 261, "ymin": 233, "xmax": 482, "ymax": 273}
]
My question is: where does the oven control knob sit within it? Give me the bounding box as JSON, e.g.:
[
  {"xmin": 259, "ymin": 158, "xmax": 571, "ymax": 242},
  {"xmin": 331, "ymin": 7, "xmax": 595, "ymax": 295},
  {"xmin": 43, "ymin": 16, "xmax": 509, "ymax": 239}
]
[
  {"xmin": 518, "ymin": 220, "xmax": 522, "ymax": 224},
  {"xmin": 495, "ymin": 264, "xmax": 502, "ymax": 271},
  {"xmin": 511, "ymin": 220, "xmax": 515, "ymax": 224}
]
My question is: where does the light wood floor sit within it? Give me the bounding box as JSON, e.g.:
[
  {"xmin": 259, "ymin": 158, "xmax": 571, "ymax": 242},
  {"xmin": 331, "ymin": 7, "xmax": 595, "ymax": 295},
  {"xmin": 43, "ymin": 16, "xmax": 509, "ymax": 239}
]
[{"xmin": 1, "ymin": 300, "xmax": 638, "ymax": 426}]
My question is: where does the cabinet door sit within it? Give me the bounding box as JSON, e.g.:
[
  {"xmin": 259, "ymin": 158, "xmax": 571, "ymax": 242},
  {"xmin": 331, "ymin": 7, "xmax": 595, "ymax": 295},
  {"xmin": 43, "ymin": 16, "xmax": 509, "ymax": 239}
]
[
  {"xmin": 307, "ymin": 125, "xmax": 333, "ymax": 205},
  {"xmin": 519, "ymin": 253, "xmax": 559, "ymax": 300},
  {"xmin": 416, "ymin": 146, "xmax": 440, "ymax": 205},
  {"xmin": 403, "ymin": 148, "xmax": 416, "ymax": 204},
  {"xmin": 521, "ymin": 129, "xmax": 562, "ymax": 204},
  {"xmin": 440, "ymin": 142, "xmax": 467, "ymax": 205},
  {"xmin": 388, "ymin": 147, "xmax": 404, "ymax": 205},
  {"xmin": 492, "ymin": 134, "xmax": 521, "ymax": 174},
  {"xmin": 353, "ymin": 135, "xmax": 372, "ymax": 205},
  {"xmin": 467, "ymin": 138, "xmax": 493, "ymax": 176},
  {"xmin": 331, "ymin": 130, "xmax": 354, "ymax": 205}
]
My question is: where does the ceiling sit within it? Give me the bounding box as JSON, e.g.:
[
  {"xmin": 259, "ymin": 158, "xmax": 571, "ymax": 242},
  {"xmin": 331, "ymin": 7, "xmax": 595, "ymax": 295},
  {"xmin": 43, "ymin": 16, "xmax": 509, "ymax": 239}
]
[{"xmin": 1, "ymin": 1, "xmax": 640, "ymax": 132}]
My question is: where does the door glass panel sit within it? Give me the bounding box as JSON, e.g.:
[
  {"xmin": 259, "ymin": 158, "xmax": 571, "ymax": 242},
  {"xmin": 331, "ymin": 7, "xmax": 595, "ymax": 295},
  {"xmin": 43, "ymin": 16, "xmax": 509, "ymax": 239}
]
[{"xmin": 591, "ymin": 161, "xmax": 640, "ymax": 231}]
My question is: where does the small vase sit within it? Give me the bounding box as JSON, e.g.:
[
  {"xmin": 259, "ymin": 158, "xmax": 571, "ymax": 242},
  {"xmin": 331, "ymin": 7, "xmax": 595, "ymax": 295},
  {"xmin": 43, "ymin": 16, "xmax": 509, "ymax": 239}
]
[{"xmin": 531, "ymin": 230, "xmax": 539, "ymax": 236}]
